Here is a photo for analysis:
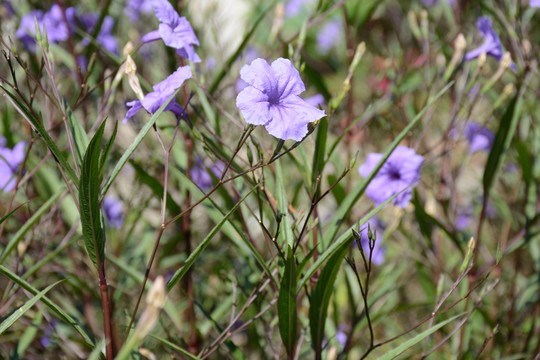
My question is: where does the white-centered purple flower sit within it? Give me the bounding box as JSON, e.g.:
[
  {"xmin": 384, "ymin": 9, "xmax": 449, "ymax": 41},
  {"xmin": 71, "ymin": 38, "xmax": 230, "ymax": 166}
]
[
  {"xmin": 125, "ymin": 0, "xmax": 154, "ymax": 21},
  {"xmin": 123, "ymin": 65, "xmax": 192, "ymax": 123},
  {"xmin": 464, "ymin": 122, "xmax": 494, "ymax": 153},
  {"xmin": 317, "ymin": 18, "xmax": 343, "ymax": 55},
  {"xmin": 236, "ymin": 58, "xmax": 326, "ymax": 141},
  {"xmin": 103, "ymin": 196, "xmax": 124, "ymax": 228},
  {"xmin": 0, "ymin": 140, "xmax": 26, "ymax": 193},
  {"xmin": 358, "ymin": 146, "xmax": 424, "ymax": 208},
  {"xmin": 141, "ymin": 0, "xmax": 201, "ymax": 63},
  {"xmin": 464, "ymin": 17, "xmax": 503, "ymax": 62}
]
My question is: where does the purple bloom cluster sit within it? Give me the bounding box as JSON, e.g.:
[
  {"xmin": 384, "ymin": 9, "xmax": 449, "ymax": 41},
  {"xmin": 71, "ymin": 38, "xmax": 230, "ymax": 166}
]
[
  {"xmin": 124, "ymin": 66, "xmax": 192, "ymax": 123},
  {"xmin": 358, "ymin": 146, "xmax": 424, "ymax": 208},
  {"xmin": 464, "ymin": 17, "xmax": 503, "ymax": 62},
  {"xmin": 0, "ymin": 139, "xmax": 26, "ymax": 193},
  {"xmin": 236, "ymin": 58, "xmax": 326, "ymax": 141},
  {"xmin": 103, "ymin": 196, "xmax": 124, "ymax": 228},
  {"xmin": 464, "ymin": 122, "xmax": 494, "ymax": 153},
  {"xmin": 141, "ymin": 0, "xmax": 201, "ymax": 63},
  {"xmin": 16, "ymin": 4, "xmax": 118, "ymax": 54}
]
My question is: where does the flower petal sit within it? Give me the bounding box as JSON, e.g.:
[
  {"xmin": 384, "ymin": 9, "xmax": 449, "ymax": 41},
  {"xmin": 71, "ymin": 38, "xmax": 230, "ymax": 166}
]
[
  {"xmin": 141, "ymin": 29, "xmax": 161, "ymax": 43},
  {"xmin": 153, "ymin": 0, "xmax": 180, "ymax": 25},
  {"xmin": 236, "ymin": 87, "xmax": 272, "ymax": 126},
  {"xmin": 271, "ymin": 58, "xmax": 306, "ymax": 98},
  {"xmin": 123, "ymin": 100, "xmax": 143, "ymax": 123}
]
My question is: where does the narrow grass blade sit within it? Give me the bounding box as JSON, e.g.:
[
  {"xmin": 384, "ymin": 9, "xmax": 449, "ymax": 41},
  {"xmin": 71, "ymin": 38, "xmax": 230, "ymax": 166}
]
[
  {"xmin": 309, "ymin": 237, "xmax": 353, "ymax": 357},
  {"xmin": 377, "ymin": 313, "xmax": 464, "ymax": 360},
  {"xmin": 167, "ymin": 185, "xmax": 257, "ymax": 291},
  {"xmin": 278, "ymin": 248, "xmax": 298, "ymax": 358},
  {"xmin": 1, "ymin": 85, "xmax": 79, "ymax": 186},
  {"xmin": 0, "ymin": 203, "xmax": 24, "ymax": 226},
  {"xmin": 64, "ymin": 97, "xmax": 89, "ymax": 168},
  {"xmin": 0, "ymin": 281, "xmax": 62, "ymax": 335},
  {"xmin": 276, "ymin": 160, "xmax": 294, "ymax": 249},
  {"xmin": 0, "ymin": 190, "xmax": 64, "ymax": 264}
]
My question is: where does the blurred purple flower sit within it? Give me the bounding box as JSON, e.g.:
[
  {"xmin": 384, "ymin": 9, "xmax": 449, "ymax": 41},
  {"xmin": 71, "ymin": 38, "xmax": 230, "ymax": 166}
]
[
  {"xmin": 0, "ymin": 140, "xmax": 26, "ymax": 193},
  {"xmin": 335, "ymin": 327, "xmax": 347, "ymax": 347},
  {"xmin": 422, "ymin": 0, "xmax": 455, "ymax": 6},
  {"xmin": 191, "ymin": 159, "xmax": 225, "ymax": 190},
  {"xmin": 141, "ymin": 0, "xmax": 201, "ymax": 63},
  {"xmin": 16, "ymin": 5, "xmax": 75, "ymax": 51},
  {"xmin": 103, "ymin": 196, "xmax": 124, "ymax": 228},
  {"xmin": 123, "ymin": 65, "xmax": 192, "ymax": 123},
  {"xmin": 455, "ymin": 207, "xmax": 473, "ymax": 231},
  {"xmin": 358, "ymin": 146, "xmax": 424, "ymax": 208},
  {"xmin": 317, "ymin": 18, "xmax": 342, "ymax": 55},
  {"xmin": 78, "ymin": 13, "xmax": 118, "ymax": 54},
  {"xmin": 236, "ymin": 58, "xmax": 326, "ymax": 141},
  {"xmin": 355, "ymin": 219, "xmax": 386, "ymax": 266},
  {"xmin": 465, "ymin": 122, "xmax": 494, "ymax": 153},
  {"xmin": 464, "ymin": 17, "xmax": 503, "ymax": 62},
  {"xmin": 285, "ymin": 0, "xmax": 315, "ymax": 17},
  {"xmin": 531, "ymin": 0, "xmax": 540, "ymax": 7},
  {"xmin": 125, "ymin": 0, "xmax": 154, "ymax": 21},
  {"xmin": 305, "ymin": 94, "xmax": 325, "ymax": 108}
]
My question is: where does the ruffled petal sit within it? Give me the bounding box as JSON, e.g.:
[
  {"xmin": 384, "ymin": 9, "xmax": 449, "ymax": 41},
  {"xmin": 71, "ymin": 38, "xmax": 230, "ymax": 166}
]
[
  {"xmin": 153, "ymin": 0, "xmax": 180, "ymax": 25},
  {"xmin": 141, "ymin": 29, "xmax": 161, "ymax": 43},
  {"xmin": 123, "ymin": 100, "xmax": 143, "ymax": 123},
  {"xmin": 236, "ymin": 87, "xmax": 272, "ymax": 126},
  {"xmin": 176, "ymin": 45, "xmax": 201, "ymax": 63},
  {"xmin": 358, "ymin": 153, "xmax": 383, "ymax": 177},
  {"xmin": 271, "ymin": 58, "xmax": 305, "ymax": 98},
  {"xmin": 264, "ymin": 96, "xmax": 325, "ymax": 141},
  {"xmin": 239, "ymin": 59, "xmax": 279, "ymax": 95}
]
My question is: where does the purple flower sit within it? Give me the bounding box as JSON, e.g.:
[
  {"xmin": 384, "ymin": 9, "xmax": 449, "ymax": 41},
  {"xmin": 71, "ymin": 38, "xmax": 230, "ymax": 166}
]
[
  {"xmin": 531, "ymin": 0, "xmax": 540, "ymax": 7},
  {"xmin": 0, "ymin": 140, "xmax": 26, "ymax": 193},
  {"xmin": 316, "ymin": 18, "xmax": 342, "ymax": 55},
  {"xmin": 305, "ymin": 94, "xmax": 325, "ymax": 108},
  {"xmin": 103, "ymin": 196, "xmax": 124, "ymax": 228},
  {"xmin": 141, "ymin": 0, "xmax": 201, "ymax": 63},
  {"xmin": 358, "ymin": 146, "xmax": 424, "ymax": 208},
  {"xmin": 125, "ymin": 0, "xmax": 154, "ymax": 21},
  {"xmin": 335, "ymin": 327, "xmax": 347, "ymax": 347},
  {"xmin": 78, "ymin": 13, "xmax": 118, "ymax": 54},
  {"xmin": 464, "ymin": 122, "xmax": 494, "ymax": 153},
  {"xmin": 123, "ymin": 65, "xmax": 192, "ymax": 123},
  {"xmin": 455, "ymin": 207, "xmax": 473, "ymax": 231},
  {"xmin": 236, "ymin": 58, "xmax": 326, "ymax": 141},
  {"xmin": 285, "ymin": 0, "xmax": 315, "ymax": 17},
  {"xmin": 464, "ymin": 17, "xmax": 503, "ymax": 62},
  {"xmin": 16, "ymin": 5, "xmax": 74, "ymax": 51},
  {"xmin": 421, "ymin": 0, "xmax": 455, "ymax": 6},
  {"xmin": 191, "ymin": 159, "xmax": 225, "ymax": 190},
  {"xmin": 355, "ymin": 219, "xmax": 386, "ymax": 266}
]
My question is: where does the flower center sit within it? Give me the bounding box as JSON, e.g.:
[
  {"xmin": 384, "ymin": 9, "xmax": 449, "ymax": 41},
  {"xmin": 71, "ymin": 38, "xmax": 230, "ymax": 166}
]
[{"xmin": 387, "ymin": 168, "xmax": 401, "ymax": 181}]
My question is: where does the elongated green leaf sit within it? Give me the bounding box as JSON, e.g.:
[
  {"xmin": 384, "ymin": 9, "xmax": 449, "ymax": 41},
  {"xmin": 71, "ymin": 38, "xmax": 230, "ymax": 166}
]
[
  {"xmin": 79, "ymin": 121, "xmax": 106, "ymax": 268},
  {"xmin": 102, "ymin": 89, "xmax": 181, "ymax": 197},
  {"xmin": 0, "ymin": 281, "xmax": 61, "ymax": 335},
  {"xmin": 377, "ymin": 313, "xmax": 464, "ymax": 360},
  {"xmin": 0, "ymin": 190, "xmax": 64, "ymax": 264},
  {"xmin": 14, "ymin": 310, "xmax": 43, "ymax": 359},
  {"xmin": 309, "ymin": 237, "xmax": 353, "ymax": 356},
  {"xmin": 1, "ymin": 85, "xmax": 79, "ymax": 186},
  {"xmin": 275, "ymin": 160, "xmax": 294, "ymax": 249},
  {"xmin": 325, "ymin": 82, "xmax": 453, "ymax": 245},
  {"xmin": 100, "ymin": 120, "xmax": 117, "ymax": 182},
  {"xmin": 149, "ymin": 334, "xmax": 203, "ymax": 360},
  {"xmin": 312, "ymin": 117, "xmax": 328, "ymax": 186},
  {"xmin": 483, "ymin": 93, "xmax": 521, "ymax": 197},
  {"xmin": 64, "ymin": 97, "xmax": 89, "ymax": 168},
  {"xmin": 167, "ymin": 186, "xmax": 257, "ymax": 291},
  {"xmin": 0, "ymin": 265, "xmax": 93, "ymax": 346},
  {"xmin": 278, "ymin": 248, "xmax": 297, "ymax": 357}
]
